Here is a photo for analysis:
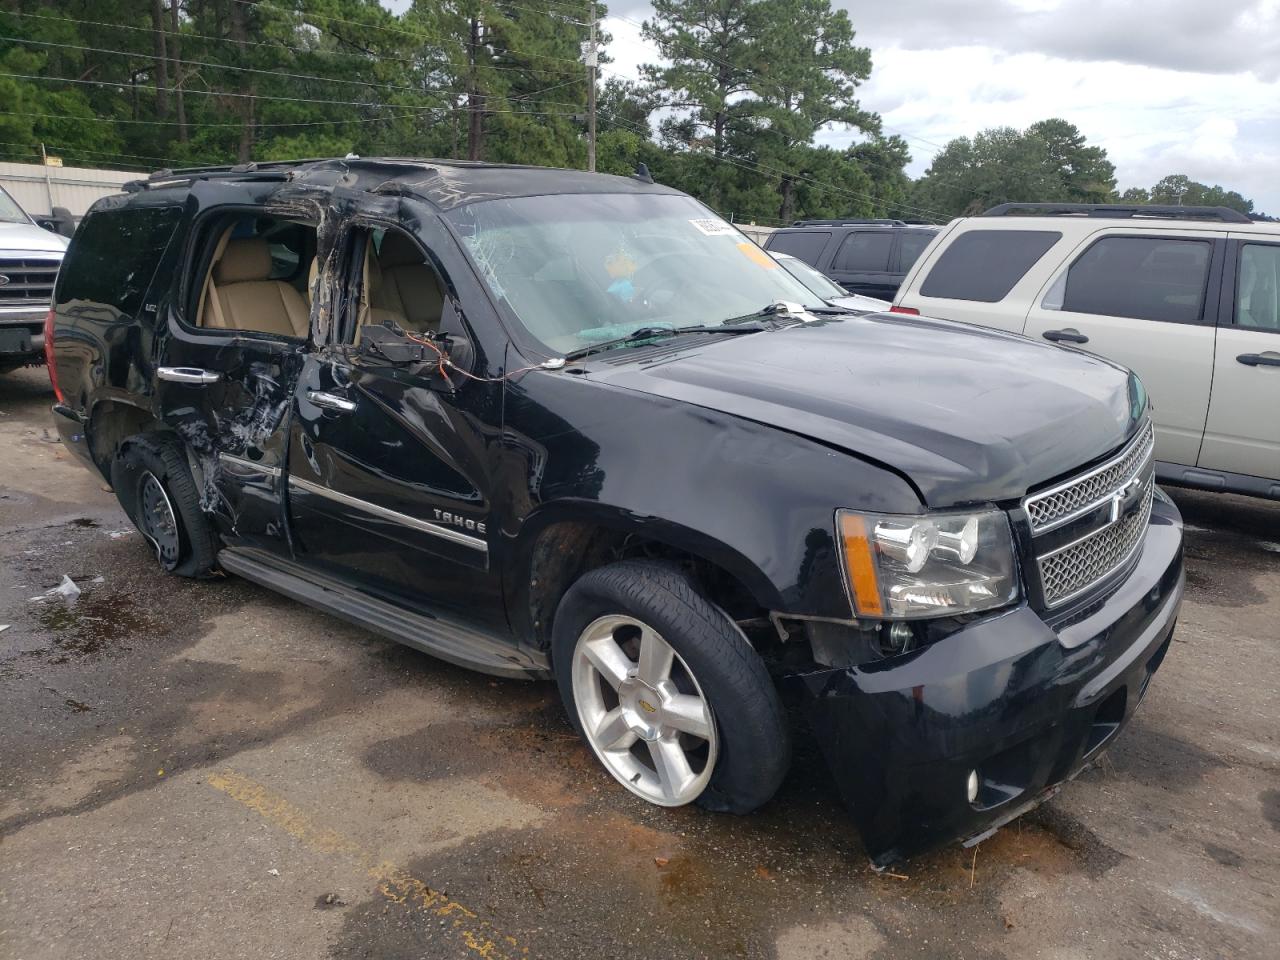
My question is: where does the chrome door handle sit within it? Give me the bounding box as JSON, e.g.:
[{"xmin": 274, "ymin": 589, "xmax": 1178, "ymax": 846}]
[
  {"xmin": 306, "ymin": 390, "xmax": 356, "ymax": 413},
  {"xmin": 157, "ymin": 366, "xmax": 222, "ymax": 384},
  {"xmin": 1237, "ymin": 352, "xmax": 1280, "ymax": 367}
]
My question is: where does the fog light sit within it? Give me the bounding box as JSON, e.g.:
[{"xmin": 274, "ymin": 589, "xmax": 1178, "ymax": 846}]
[{"xmin": 966, "ymin": 769, "xmax": 979, "ymax": 804}]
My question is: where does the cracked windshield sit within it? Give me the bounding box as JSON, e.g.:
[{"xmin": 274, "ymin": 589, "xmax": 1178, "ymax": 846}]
[{"xmin": 447, "ymin": 193, "xmax": 826, "ymax": 353}]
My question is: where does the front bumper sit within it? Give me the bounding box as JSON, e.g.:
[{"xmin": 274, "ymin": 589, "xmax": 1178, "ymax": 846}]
[
  {"xmin": 0, "ymin": 306, "xmax": 48, "ymax": 362},
  {"xmin": 796, "ymin": 494, "xmax": 1184, "ymax": 866}
]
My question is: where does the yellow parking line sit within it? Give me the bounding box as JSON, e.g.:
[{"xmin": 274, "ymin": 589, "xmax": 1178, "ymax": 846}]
[{"xmin": 207, "ymin": 770, "xmax": 528, "ymax": 959}]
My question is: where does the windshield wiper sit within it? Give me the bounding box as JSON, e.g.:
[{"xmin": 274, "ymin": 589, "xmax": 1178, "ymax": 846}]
[
  {"xmin": 722, "ymin": 300, "xmax": 832, "ymax": 326},
  {"xmin": 563, "ymin": 323, "xmax": 765, "ymax": 360}
]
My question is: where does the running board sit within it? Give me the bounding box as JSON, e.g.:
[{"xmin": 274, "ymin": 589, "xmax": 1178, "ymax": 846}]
[{"xmin": 217, "ymin": 547, "xmax": 548, "ymax": 680}]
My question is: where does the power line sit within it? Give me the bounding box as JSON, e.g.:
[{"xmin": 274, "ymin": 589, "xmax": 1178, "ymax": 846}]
[
  {"xmin": 0, "ymin": 104, "xmax": 573, "ymax": 131},
  {"xmin": 1, "ymin": 36, "xmax": 585, "ymax": 109},
  {"xmin": 1, "ymin": 71, "xmax": 592, "ymax": 119},
  {"xmin": 1, "ymin": 6, "xmax": 936, "ymax": 218},
  {"xmin": 2, "ymin": 8, "xmax": 587, "ymax": 80},
  {"xmin": 239, "ymin": 0, "xmax": 589, "ymax": 68},
  {"xmin": 0, "ymin": 138, "xmax": 223, "ymax": 167}
]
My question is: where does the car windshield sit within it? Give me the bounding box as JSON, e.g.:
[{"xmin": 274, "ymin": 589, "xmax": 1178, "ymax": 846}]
[
  {"xmin": 775, "ymin": 254, "xmax": 847, "ymax": 299},
  {"xmin": 0, "ymin": 186, "xmax": 30, "ymax": 224},
  {"xmin": 446, "ymin": 192, "xmax": 828, "ymax": 353}
]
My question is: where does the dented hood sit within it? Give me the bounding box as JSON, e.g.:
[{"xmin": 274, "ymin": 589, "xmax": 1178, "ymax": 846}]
[{"xmin": 588, "ymin": 313, "xmax": 1146, "ymax": 508}]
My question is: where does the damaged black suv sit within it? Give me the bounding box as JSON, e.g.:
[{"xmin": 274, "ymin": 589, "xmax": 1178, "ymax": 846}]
[{"xmin": 48, "ymin": 158, "xmax": 1184, "ymax": 865}]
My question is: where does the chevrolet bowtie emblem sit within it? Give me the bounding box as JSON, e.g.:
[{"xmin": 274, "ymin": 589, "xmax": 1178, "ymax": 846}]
[{"xmin": 1110, "ymin": 475, "xmax": 1144, "ymax": 522}]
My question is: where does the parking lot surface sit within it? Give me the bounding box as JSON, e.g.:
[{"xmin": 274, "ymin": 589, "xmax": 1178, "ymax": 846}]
[{"xmin": 1, "ymin": 364, "xmax": 1277, "ymax": 960}]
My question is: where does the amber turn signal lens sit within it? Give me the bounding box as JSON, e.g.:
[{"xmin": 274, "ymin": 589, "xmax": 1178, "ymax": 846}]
[{"xmin": 839, "ymin": 512, "xmax": 883, "ymax": 617}]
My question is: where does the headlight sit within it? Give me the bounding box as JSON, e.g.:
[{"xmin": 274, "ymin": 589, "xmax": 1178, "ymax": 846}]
[{"xmin": 837, "ymin": 508, "xmax": 1018, "ymax": 618}]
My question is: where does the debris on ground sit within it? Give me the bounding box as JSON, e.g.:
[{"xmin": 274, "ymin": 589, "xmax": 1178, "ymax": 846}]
[{"xmin": 29, "ymin": 575, "xmax": 82, "ymax": 605}]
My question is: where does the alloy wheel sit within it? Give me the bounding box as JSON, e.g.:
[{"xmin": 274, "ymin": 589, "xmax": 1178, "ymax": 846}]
[{"xmin": 571, "ymin": 614, "xmax": 718, "ymax": 806}]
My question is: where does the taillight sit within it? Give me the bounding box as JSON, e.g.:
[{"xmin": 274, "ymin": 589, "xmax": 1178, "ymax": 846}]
[
  {"xmin": 44, "ymin": 308, "xmax": 63, "ymax": 403},
  {"xmin": 889, "ymin": 305, "xmax": 919, "ymax": 315}
]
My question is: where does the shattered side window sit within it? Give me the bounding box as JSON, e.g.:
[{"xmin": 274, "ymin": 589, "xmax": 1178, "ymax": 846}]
[{"xmin": 56, "ymin": 206, "xmax": 182, "ymax": 318}]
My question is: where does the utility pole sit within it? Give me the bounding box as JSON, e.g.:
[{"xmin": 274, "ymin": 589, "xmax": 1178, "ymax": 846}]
[
  {"xmin": 467, "ymin": 13, "xmax": 484, "ymax": 162},
  {"xmin": 586, "ymin": 0, "xmax": 597, "ymax": 172}
]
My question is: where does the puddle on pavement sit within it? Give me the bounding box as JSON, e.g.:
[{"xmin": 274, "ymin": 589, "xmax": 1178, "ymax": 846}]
[{"xmin": 34, "ymin": 589, "xmax": 158, "ymax": 661}]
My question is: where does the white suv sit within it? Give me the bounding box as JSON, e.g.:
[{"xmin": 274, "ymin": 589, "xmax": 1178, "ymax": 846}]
[{"xmin": 893, "ymin": 203, "xmax": 1280, "ymax": 500}]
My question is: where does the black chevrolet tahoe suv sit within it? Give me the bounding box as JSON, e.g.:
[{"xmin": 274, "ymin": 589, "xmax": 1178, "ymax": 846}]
[{"xmin": 47, "ymin": 159, "xmax": 1184, "ymax": 865}]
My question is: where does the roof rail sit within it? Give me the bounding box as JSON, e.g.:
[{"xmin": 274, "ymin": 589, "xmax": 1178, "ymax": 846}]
[
  {"xmin": 981, "ymin": 202, "xmax": 1252, "ymax": 224},
  {"xmin": 121, "ymin": 159, "xmax": 328, "ymax": 193},
  {"xmin": 789, "ymin": 218, "xmax": 907, "ymax": 227}
]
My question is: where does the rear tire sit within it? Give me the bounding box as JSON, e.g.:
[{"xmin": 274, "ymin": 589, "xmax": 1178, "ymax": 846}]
[
  {"xmin": 552, "ymin": 560, "xmax": 790, "ymax": 814},
  {"xmin": 111, "ymin": 434, "xmax": 219, "ymax": 578}
]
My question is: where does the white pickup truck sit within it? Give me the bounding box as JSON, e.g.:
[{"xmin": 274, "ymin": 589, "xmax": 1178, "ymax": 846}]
[
  {"xmin": 892, "ymin": 203, "xmax": 1280, "ymax": 501},
  {"xmin": 0, "ymin": 183, "xmax": 69, "ymax": 375}
]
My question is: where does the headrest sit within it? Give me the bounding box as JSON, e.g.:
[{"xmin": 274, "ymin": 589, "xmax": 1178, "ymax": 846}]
[
  {"xmin": 215, "ymin": 238, "xmax": 273, "ymax": 284},
  {"xmin": 379, "ymin": 231, "xmax": 424, "ymax": 269}
]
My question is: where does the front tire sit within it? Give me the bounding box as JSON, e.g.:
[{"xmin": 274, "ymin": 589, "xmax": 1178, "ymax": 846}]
[
  {"xmin": 111, "ymin": 434, "xmax": 219, "ymax": 578},
  {"xmin": 552, "ymin": 560, "xmax": 790, "ymax": 814}
]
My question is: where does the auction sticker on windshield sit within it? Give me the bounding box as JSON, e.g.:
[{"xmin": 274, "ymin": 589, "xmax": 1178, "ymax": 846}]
[{"xmin": 689, "ymin": 218, "xmax": 738, "ymax": 237}]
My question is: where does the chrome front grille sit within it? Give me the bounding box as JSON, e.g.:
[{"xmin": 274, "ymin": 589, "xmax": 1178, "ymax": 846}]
[
  {"xmin": 1024, "ymin": 421, "xmax": 1156, "ymax": 607},
  {"xmin": 1037, "ymin": 482, "xmax": 1153, "ymax": 606},
  {"xmin": 0, "ymin": 257, "xmax": 61, "ymax": 305},
  {"xmin": 1024, "ymin": 420, "xmax": 1154, "ymax": 533}
]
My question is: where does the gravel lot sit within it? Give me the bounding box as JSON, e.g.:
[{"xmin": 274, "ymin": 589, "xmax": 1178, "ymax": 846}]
[{"xmin": 2, "ymin": 363, "xmax": 1277, "ymax": 960}]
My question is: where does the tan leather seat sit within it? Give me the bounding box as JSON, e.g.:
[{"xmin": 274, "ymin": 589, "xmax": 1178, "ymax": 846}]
[
  {"xmin": 204, "ymin": 238, "xmax": 309, "ymax": 338},
  {"xmin": 372, "ymin": 232, "xmax": 443, "ymax": 333}
]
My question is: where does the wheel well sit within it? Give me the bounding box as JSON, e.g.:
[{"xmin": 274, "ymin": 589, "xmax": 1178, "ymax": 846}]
[
  {"xmin": 526, "ymin": 521, "xmax": 767, "ymax": 655},
  {"xmin": 88, "ymin": 401, "xmax": 162, "ymax": 480}
]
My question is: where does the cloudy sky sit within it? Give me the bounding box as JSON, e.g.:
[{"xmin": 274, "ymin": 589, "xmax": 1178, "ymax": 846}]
[
  {"xmin": 388, "ymin": 1, "xmax": 1280, "ymax": 212},
  {"xmin": 608, "ymin": 0, "xmax": 1280, "ymax": 212}
]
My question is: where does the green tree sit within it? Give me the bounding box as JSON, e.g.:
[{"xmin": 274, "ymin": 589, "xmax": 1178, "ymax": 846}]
[
  {"xmin": 912, "ymin": 120, "xmax": 1116, "ymax": 218},
  {"xmin": 643, "ymin": 0, "xmax": 881, "ymax": 222},
  {"xmin": 1026, "ymin": 118, "xmax": 1115, "ymax": 202},
  {"xmin": 1149, "ymin": 174, "xmax": 1254, "ymax": 214}
]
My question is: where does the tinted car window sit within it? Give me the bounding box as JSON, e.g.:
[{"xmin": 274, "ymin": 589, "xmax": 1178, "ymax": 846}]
[
  {"xmin": 898, "ymin": 231, "xmax": 934, "ymax": 270},
  {"xmin": 921, "ymin": 230, "xmax": 1061, "ymax": 302},
  {"xmin": 766, "ymin": 231, "xmax": 830, "ymax": 265},
  {"xmin": 831, "ymin": 231, "xmax": 892, "ymax": 273},
  {"xmin": 56, "ymin": 206, "xmax": 182, "ymax": 317},
  {"xmin": 1235, "ymin": 244, "xmax": 1279, "ymax": 331},
  {"xmin": 1062, "ymin": 236, "xmax": 1211, "ymax": 324}
]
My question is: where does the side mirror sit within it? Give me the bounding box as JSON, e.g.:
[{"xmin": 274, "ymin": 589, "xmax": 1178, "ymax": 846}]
[
  {"xmin": 357, "ymin": 322, "xmax": 423, "ymax": 364},
  {"xmin": 51, "ymin": 207, "xmax": 76, "ymax": 238},
  {"xmin": 436, "ymin": 332, "xmax": 475, "ymax": 380},
  {"xmin": 356, "ymin": 322, "xmax": 475, "ymax": 391}
]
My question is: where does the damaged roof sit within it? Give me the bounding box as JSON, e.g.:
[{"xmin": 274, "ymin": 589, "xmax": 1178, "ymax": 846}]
[{"xmin": 131, "ymin": 157, "xmax": 680, "ymax": 210}]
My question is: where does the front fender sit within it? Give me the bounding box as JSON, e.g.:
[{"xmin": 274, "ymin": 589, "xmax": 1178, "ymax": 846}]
[{"xmin": 499, "ymin": 370, "xmax": 923, "ymax": 627}]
